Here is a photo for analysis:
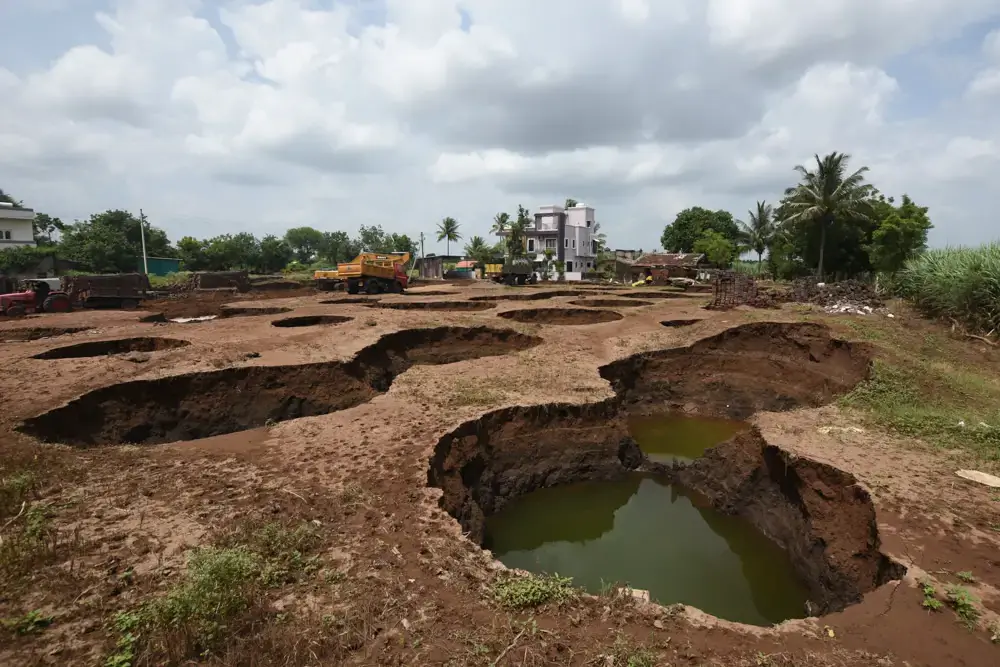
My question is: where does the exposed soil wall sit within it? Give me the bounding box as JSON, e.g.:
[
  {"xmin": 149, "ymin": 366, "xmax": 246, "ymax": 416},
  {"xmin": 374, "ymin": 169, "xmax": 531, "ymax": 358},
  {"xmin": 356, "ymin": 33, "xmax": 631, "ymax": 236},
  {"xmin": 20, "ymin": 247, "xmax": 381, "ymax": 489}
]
[
  {"xmin": 600, "ymin": 322, "xmax": 872, "ymax": 420},
  {"xmin": 0, "ymin": 327, "xmax": 92, "ymax": 342},
  {"xmin": 427, "ymin": 400, "xmax": 643, "ymax": 543},
  {"xmin": 32, "ymin": 337, "xmax": 191, "ymax": 359},
  {"xmin": 567, "ymin": 299, "xmax": 653, "ymax": 308},
  {"xmin": 271, "ymin": 315, "xmax": 352, "ymax": 328},
  {"xmin": 497, "ymin": 308, "xmax": 624, "ymax": 325},
  {"xmin": 370, "ymin": 301, "xmax": 496, "ymax": 311},
  {"xmin": 661, "ymin": 319, "xmax": 701, "ymax": 328},
  {"xmin": 675, "ymin": 428, "xmax": 905, "ymax": 613},
  {"xmin": 470, "ymin": 290, "xmax": 588, "ymax": 302},
  {"xmin": 319, "ymin": 297, "xmax": 381, "ymax": 305},
  {"xmin": 20, "ymin": 326, "xmax": 542, "ymax": 447}
]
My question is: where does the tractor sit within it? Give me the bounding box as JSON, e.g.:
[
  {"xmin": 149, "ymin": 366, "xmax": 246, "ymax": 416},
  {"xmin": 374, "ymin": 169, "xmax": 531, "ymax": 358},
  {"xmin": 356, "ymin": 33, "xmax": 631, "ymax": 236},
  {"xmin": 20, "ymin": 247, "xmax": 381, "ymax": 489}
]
[{"xmin": 0, "ymin": 279, "xmax": 74, "ymax": 316}]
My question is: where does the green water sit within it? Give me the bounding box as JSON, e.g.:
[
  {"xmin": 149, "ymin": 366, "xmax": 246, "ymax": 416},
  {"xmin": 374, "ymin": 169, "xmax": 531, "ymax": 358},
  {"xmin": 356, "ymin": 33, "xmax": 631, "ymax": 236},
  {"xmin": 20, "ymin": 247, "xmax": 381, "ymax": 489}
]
[
  {"xmin": 485, "ymin": 475, "xmax": 810, "ymax": 625},
  {"xmin": 629, "ymin": 413, "xmax": 748, "ymax": 463}
]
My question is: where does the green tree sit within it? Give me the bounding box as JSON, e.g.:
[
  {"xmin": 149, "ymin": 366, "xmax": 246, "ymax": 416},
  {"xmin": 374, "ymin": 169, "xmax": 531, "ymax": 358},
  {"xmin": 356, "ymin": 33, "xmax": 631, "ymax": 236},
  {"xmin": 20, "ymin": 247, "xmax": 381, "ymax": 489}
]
[
  {"xmin": 693, "ymin": 230, "xmax": 736, "ymax": 267},
  {"xmin": 0, "ymin": 188, "xmax": 21, "ymax": 205},
  {"xmin": 464, "ymin": 235, "xmax": 492, "ymax": 265},
  {"xmin": 284, "ymin": 226, "xmax": 325, "ymax": 263},
  {"xmin": 437, "ymin": 217, "xmax": 461, "ymax": 256},
  {"xmin": 60, "ymin": 210, "xmax": 173, "ymax": 273},
  {"xmin": 32, "ymin": 213, "xmax": 65, "ymax": 245},
  {"xmin": 319, "ymin": 230, "xmax": 355, "ymax": 263},
  {"xmin": 866, "ymin": 194, "xmax": 932, "ymax": 274},
  {"xmin": 389, "ymin": 233, "xmax": 418, "ymax": 257},
  {"xmin": 504, "ymin": 205, "xmax": 532, "ymax": 258},
  {"xmin": 661, "ymin": 207, "xmax": 738, "ymax": 252},
  {"xmin": 781, "ymin": 152, "xmax": 875, "ymax": 279},
  {"xmin": 737, "ymin": 201, "xmax": 774, "ymax": 274},
  {"xmin": 564, "ymin": 198, "xmax": 578, "ymax": 208},
  {"xmin": 258, "ymin": 234, "xmax": 293, "ymax": 272},
  {"xmin": 177, "ymin": 236, "xmax": 209, "ymax": 270},
  {"xmin": 228, "ymin": 232, "xmax": 261, "ymax": 271}
]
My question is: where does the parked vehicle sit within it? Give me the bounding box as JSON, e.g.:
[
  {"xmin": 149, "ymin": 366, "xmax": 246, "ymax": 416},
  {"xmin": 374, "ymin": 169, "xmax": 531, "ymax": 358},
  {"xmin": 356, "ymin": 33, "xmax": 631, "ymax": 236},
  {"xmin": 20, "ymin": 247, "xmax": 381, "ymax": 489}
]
[
  {"xmin": 316, "ymin": 252, "xmax": 410, "ymax": 294},
  {"xmin": 487, "ymin": 258, "xmax": 538, "ymax": 286},
  {"xmin": 0, "ymin": 273, "xmax": 151, "ymax": 316}
]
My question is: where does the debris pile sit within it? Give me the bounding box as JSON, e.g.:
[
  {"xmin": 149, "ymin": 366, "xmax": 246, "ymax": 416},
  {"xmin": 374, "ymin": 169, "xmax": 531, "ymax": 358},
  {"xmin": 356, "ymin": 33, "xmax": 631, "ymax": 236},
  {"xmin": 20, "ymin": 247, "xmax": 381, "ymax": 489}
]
[{"xmin": 792, "ymin": 279, "xmax": 883, "ymax": 309}]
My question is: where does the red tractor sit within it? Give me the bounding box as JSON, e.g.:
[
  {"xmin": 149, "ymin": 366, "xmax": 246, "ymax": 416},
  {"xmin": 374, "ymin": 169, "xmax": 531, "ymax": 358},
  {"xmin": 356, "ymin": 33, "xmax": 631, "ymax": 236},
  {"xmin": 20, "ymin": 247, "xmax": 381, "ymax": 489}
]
[{"xmin": 0, "ymin": 279, "xmax": 74, "ymax": 316}]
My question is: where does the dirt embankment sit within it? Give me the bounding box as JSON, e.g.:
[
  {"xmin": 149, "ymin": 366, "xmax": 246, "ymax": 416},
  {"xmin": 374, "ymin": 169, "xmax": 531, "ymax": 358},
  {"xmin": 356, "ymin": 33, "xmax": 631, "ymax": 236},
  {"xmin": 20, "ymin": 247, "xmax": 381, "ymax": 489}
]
[
  {"xmin": 567, "ymin": 298, "xmax": 653, "ymax": 308},
  {"xmin": 497, "ymin": 308, "xmax": 624, "ymax": 325},
  {"xmin": 369, "ymin": 301, "xmax": 496, "ymax": 311},
  {"xmin": 140, "ymin": 288, "xmax": 313, "ymax": 320},
  {"xmin": 470, "ymin": 290, "xmax": 589, "ymax": 302},
  {"xmin": 32, "ymin": 337, "xmax": 191, "ymax": 359},
  {"xmin": 20, "ymin": 326, "xmax": 542, "ymax": 447},
  {"xmin": 0, "ymin": 326, "xmax": 93, "ymax": 342},
  {"xmin": 271, "ymin": 315, "xmax": 352, "ymax": 328},
  {"xmin": 676, "ymin": 428, "xmax": 905, "ymax": 613},
  {"xmin": 600, "ymin": 321, "xmax": 873, "ymax": 420}
]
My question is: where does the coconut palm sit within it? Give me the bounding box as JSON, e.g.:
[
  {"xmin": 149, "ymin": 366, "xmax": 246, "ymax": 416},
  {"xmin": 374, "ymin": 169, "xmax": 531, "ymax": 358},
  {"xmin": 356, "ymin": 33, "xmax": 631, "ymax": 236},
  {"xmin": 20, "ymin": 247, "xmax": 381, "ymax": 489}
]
[
  {"xmin": 437, "ymin": 217, "xmax": 461, "ymax": 256},
  {"xmin": 464, "ymin": 235, "xmax": 491, "ymax": 264},
  {"xmin": 738, "ymin": 201, "xmax": 774, "ymax": 274},
  {"xmin": 782, "ymin": 152, "xmax": 874, "ymax": 279},
  {"xmin": 491, "ymin": 212, "xmax": 510, "ymax": 236}
]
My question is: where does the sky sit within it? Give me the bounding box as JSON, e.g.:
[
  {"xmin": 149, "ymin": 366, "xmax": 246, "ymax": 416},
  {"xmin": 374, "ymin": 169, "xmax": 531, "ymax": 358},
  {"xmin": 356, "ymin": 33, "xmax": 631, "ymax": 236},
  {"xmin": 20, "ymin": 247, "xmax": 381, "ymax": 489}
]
[{"xmin": 1, "ymin": 0, "xmax": 999, "ymax": 255}]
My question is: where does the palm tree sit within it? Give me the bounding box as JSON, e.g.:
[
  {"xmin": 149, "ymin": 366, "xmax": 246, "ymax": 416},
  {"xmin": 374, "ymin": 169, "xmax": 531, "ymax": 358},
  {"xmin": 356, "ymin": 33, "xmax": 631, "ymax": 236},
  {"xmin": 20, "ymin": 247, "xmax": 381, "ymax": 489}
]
[
  {"xmin": 737, "ymin": 201, "xmax": 774, "ymax": 275},
  {"xmin": 782, "ymin": 152, "xmax": 874, "ymax": 279},
  {"xmin": 464, "ymin": 235, "xmax": 491, "ymax": 264},
  {"xmin": 437, "ymin": 217, "xmax": 461, "ymax": 256},
  {"xmin": 491, "ymin": 212, "xmax": 510, "ymax": 236}
]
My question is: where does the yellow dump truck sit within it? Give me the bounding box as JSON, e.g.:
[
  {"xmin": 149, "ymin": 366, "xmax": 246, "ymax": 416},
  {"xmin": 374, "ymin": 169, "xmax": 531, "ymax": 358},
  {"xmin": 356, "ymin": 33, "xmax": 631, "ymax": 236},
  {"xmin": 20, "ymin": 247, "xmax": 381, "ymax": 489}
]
[{"xmin": 314, "ymin": 252, "xmax": 411, "ymax": 294}]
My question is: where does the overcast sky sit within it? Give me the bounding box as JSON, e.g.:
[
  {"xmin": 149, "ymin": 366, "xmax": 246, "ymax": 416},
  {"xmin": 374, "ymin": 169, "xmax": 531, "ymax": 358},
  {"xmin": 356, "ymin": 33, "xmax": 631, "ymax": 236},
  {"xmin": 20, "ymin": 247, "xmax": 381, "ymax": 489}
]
[{"xmin": 1, "ymin": 0, "xmax": 999, "ymax": 254}]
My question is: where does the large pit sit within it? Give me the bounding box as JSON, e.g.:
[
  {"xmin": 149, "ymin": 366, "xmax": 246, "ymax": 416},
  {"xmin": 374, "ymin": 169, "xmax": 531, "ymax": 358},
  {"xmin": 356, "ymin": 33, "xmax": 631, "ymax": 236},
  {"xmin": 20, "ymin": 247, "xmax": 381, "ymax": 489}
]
[
  {"xmin": 567, "ymin": 298, "xmax": 653, "ymax": 308},
  {"xmin": 32, "ymin": 337, "xmax": 192, "ymax": 360},
  {"xmin": 19, "ymin": 326, "xmax": 542, "ymax": 447},
  {"xmin": 470, "ymin": 290, "xmax": 589, "ymax": 302},
  {"xmin": 496, "ymin": 308, "xmax": 624, "ymax": 325},
  {"xmin": 319, "ymin": 297, "xmax": 381, "ymax": 305},
  {"xmin": 271, "ymin": 315, "xmax": 353, "ymax": 328},
  {"xmin": 370, "ymin": 301, "xmax": 496, "ymax": 311},
  {"xmin": 0, "ymin": 326, "xmax": 93, "ymax": 342},
  {"xmin": 427, "ymin": 322, "xmax": 901, "ymax": 625}
]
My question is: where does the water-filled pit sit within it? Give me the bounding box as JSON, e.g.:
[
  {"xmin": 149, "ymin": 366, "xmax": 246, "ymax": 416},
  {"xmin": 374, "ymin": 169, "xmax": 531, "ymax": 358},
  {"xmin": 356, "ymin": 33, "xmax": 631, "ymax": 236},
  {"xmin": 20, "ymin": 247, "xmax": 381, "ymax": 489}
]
[{"xmin": 429, "ymin": 323, "xmax": 903, "ymax": 625}]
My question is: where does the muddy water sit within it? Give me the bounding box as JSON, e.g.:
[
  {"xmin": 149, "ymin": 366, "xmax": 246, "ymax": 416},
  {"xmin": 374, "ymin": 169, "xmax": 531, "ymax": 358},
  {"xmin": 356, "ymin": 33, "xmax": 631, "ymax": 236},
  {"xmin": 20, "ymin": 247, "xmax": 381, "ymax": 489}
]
[
  {"xmin": 485, "ymin": 474, "xmax": 810, "ymax": 626},
  {"xmin": 628, "ymin": 413, "xmax": 748, "ymax": 463}
]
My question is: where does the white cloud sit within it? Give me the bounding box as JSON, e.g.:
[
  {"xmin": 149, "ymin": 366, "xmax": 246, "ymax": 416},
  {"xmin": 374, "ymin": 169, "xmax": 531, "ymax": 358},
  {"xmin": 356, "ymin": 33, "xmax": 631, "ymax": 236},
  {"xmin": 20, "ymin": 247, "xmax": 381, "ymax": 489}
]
[{"xmin": 1, "ymin": 0, "xmax": 999, "ymax": 250}]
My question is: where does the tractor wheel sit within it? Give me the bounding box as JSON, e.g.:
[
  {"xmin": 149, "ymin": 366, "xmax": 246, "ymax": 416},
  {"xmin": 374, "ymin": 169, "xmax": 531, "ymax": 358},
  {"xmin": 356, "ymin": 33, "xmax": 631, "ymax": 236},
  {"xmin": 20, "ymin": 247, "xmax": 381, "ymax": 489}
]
[
  {"xmin": 528, "ymin": 273, "xmax": 538, "ymax": 285},
  {"xmin": 364, "ymin": 279, "xmax": 382, "ymax": 295},
  {"xmin": 347, "ymin": 280, "xmax": 360, "ymax": 295},
  {"xmin": 391, "ymin": 281, "xmax": 404, "ymax": 294},
  {"xmin": 504, "ymin": 274, "xmax": 515, "ymax": 286},
  {"xmin": 120, "ymin": 299, "xmax": 139, "ymax": 311},
  {"xmin": 42, "ymin": 295, "xmax": 73, "ymax": 313},
  {"xmin": 516, "ymin": 274, "xmax": 526, "ymax": 286},
  {"xmin": 5, "ymin": 305, "xmax": 26, "ymax": 317}
]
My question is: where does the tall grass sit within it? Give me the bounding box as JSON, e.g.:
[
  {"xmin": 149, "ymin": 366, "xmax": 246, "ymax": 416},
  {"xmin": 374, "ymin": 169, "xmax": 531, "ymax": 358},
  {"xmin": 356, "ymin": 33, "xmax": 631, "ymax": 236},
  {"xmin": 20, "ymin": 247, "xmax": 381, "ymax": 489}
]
[{"xmin": 895, "ymin": 243, "xmax": 1000, "ymax": 334}]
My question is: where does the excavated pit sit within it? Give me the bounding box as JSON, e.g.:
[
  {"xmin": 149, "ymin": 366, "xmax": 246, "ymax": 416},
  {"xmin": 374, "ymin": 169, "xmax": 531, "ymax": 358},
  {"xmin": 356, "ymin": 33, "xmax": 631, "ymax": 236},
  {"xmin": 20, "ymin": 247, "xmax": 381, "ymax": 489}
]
[
  {"xmin": 319, "ymin": 297, "xmax": 381, "ymax": 305},
  {"xmin": 497, "ymin": 308, "xmax": 623, "ymax": 325},
  {"xmin": 470, "ymin": 290, "xmax": 588, "ymax": 302},
  {"xmin": 567, "ymin": 298, "xmax": 653, "ymax": 308},
  {"xmin": 1, "ymin": 327, "xmax": 93, "ymax": 342},
  {"xmin": 428, "ymin": 322, "xmax": 900, "ymax": 621},
  {"xmin": 271, "ymin": 315, "xmax": 353, "ymax": 328},
  {"xmin": 219, "ymin": 306, "xmax": 293, "ymax": 317},
  {"xmin": 370, "ymin": 301, "xmax": 496, "ymax": 311},
  {"xmin": 19, "ymin": 326, "xmax": 542, "ymax": 447},
  {"xmin": 32, "ymin": 337, "xmax": 191, "ymax": 360},
  {"xmin": 615, "ymin": 291, "xmax": 686, "ymax": 299},
  {"xmin": 661, "ymin": 319, "xmax": 702, "ymax": 328},
  {"xmin": 404, "ymin": 290, "xmax": 459, "ymax": 296}
]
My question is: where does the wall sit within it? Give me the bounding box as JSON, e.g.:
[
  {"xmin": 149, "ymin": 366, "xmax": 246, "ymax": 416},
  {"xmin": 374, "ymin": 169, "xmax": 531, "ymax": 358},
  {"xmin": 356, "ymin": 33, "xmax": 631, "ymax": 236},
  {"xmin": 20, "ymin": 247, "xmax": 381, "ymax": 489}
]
[{"xmin": 0, "ymin": 215, "xmax": 35, "ymax": 247}]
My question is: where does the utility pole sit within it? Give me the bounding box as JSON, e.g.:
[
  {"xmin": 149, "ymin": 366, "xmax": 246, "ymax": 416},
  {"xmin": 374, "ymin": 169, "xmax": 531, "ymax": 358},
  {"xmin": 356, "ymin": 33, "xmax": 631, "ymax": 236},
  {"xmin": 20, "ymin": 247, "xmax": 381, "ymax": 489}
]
[{"xmin": 138, "ymin": 209, "xmax": 149, "ymax": 275}]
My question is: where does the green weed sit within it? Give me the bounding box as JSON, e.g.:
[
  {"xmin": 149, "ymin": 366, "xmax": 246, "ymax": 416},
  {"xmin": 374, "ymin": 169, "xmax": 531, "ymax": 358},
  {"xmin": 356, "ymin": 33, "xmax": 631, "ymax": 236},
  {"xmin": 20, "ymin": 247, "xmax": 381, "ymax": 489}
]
[
  {"xmin": 946, "ymin": 585, "xmax": 980, "ymax": 628},
  {"xmin": 491, "ymin": 572, "xmax": 576, "ymax": 610},
  {"xmin": 920, "ymin": 581, "xmax": 943, "ymax": 611},
  {"xmin": 956, "ymin": 571, "xmax": 976, "ymax": 583},
  {"xmin": 2, "ymin": 609, "xmax": 53, "ymax": 636}
]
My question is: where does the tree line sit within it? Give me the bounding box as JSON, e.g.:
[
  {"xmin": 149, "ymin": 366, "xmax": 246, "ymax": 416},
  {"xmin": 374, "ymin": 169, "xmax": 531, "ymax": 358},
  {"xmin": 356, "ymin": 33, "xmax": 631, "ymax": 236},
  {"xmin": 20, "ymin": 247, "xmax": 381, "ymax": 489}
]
[{"xmin": 660, "ymin": 152, "xmax": 933, "ymax": 279}]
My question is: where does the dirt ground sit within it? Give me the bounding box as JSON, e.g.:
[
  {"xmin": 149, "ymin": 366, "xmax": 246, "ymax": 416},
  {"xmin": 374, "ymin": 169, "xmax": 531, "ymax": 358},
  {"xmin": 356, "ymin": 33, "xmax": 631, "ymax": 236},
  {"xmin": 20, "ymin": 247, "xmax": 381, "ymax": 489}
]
[{"xmin": 1, "ymin": 280, "xmax": 999, "ymax": 666}]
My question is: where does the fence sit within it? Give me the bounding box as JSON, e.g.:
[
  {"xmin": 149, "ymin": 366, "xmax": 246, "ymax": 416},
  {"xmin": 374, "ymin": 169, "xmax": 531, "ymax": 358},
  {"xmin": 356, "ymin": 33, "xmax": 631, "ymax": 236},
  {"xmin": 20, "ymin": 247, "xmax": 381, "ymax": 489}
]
[{"xmin": 708, "ymin": 271, "xmax": 758, "ymax": 309}]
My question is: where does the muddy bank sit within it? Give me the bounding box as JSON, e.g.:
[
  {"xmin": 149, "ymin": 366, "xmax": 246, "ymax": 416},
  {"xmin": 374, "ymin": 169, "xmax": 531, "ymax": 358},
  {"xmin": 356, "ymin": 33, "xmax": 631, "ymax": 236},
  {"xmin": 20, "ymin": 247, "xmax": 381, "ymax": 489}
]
[
  {"xmin": 427, "ymin": 400, "xmax": 643, "ymax": 543},
  {"xmin": 600, "ymin": 322, "xmax": 872, "ymax": 420},
  {"xmin": 20, "ymin": 326, "xmax": 541, "ymax": 447},
  {"xmin": 497, "ymin": 308, "xmax": 623, "ymax": 325},
  {"xmin": 32, "ymin": 337, "xmax": 191, "ymax": 359},
  {"xmin": 676, "ymin": 428, "xmax": 905, "ymax": 613}
]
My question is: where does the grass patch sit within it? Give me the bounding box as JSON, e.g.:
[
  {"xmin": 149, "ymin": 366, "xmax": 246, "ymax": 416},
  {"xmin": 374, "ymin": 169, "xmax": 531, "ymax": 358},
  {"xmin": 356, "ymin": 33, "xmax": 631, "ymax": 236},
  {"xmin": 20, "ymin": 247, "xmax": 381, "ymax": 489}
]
[
  {"xmin": 920, "ymin": 580, "xmax": 943, "ymax": 611},
  {"xmin": 945, "ymin": 585, "xmax": 980, "ymax": 628},
  {"xmin": 106, "ymin": 519, "xmax": 323, "ymax": 665},
  {"xmin": 2, "ymin": 610, "xmax": 53, "ymax": 636},
  {"xmin": 840, "ymin": 359, "xmax": 1000, "ymax": 462},
  {"xmin": 491, "ymin": 572, "xmax": 576, "ymax": 610}
]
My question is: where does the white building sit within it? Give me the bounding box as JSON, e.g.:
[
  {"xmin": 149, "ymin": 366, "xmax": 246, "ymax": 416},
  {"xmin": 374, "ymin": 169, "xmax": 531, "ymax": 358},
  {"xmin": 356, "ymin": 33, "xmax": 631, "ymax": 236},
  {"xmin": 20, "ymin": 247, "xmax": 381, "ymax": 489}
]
[
  {"xmin": 499, "ymin": 202, "xmax": 599, "ymax": 281},
  {"xmin": 0, "ymin": 202, "xmax": 36, "ymax": 248}
]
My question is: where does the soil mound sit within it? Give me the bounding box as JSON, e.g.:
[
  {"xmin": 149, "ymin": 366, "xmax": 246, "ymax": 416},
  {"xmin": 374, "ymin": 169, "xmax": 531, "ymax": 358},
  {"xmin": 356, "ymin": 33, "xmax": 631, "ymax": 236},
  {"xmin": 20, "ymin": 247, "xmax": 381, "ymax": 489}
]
[
  {"xmin": 661, "ymin": 319, "xmax": 701, "ymax": 328},
  {"xmin": 600, "ymin": 322, "xmax": 871, "ymax": 420},
  {"xmin": 20, "ymin": 326, "xmax": 541, "ymax": 447},
  {"xmin": 371, "ymin": 301, "xmax": 495, "ymax": 311},
  {"xmin": 271, "ymin": 315, "xmax": 352, "ymax": 328},
  {"xmin": 1, "ymin": 327, "xmax": 92, "ymax": 342},
  {"xmin": 497, "ymin": 308, "xmax": 623, "ymax": 325},
  {"xmin": 32, "ymin": 337, "xmax": 191, "ymax": 360},
  {"xmin": 567, "ymin": 298, "xmax": 652, "ymax": 308},
  {"xmin": 470, "ymin": 290, "xmax": 587, "ymax": 302}
]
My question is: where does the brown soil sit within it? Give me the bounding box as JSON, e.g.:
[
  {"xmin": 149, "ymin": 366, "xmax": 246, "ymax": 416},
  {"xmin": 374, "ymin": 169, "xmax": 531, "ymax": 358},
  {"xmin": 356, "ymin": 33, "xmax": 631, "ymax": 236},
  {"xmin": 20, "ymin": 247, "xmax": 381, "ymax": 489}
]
[
  {"xmin": 404, "ymin": 290, "xmax": 459, "ymax": 296},
  {"xmin": 32, "ymin": 337, "xmax": 191, "ymax": 360},
  {"xmin": 319, "ymin": 296, "xmax": 381, "ymax": 304},
  {"xmin": 0, "ymin": 326, "xmax": 92, "ymax": 342},
  {"xmin": 371, "ymin": 301, "xmax": 496, "ymax": 311},
  {"xmin": 614, "ymin": 291, "xmax": 687, "ymax": 299},
  {"xmin": 661, "ymin": 318, "xmax": 702, "ymax": 327},
  {"xmin": 270, "ymin": 315, "xmax": 352, "ymax": 328},
  {"xmin": 140, "ymin": 288, "xmax": 314, "ymax": 320},
  {"xmin": 601, "ymin": 321, "xmax": 871, "ymax": 420},
  {"xmin": 497, "ymin": 307, "xmax": 624, "ymax": 325},
  {"xmin": 567, "ymin": 298, "xmax": 653, "ymax": 308},
  {"xmin": 469, "ymin": 290, "xmax": 588, "ymax": 301},
  {"xmin": 19, "ymin": 326, "xmax": 541, "ymax": 447}
]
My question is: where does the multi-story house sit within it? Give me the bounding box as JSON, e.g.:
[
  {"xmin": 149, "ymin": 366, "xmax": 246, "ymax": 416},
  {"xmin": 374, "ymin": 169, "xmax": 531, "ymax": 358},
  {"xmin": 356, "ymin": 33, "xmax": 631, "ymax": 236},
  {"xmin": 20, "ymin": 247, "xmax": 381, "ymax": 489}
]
[
  {"xmin": 497, "ymin": 202, "xmax": 599, "ymax": 281},
  {"xmin": 0, "ymin": 202, "xmax": 36, "ymax": 248}
]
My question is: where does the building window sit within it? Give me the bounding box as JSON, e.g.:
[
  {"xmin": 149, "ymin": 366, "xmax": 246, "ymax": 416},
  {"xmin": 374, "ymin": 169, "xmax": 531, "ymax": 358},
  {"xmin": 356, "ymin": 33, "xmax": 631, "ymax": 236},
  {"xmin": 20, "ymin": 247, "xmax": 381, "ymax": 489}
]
[
  {"xmin": 587, "ymin": 220, "xmax": 591, "ymax": 227},
  {"xmin": 566, "ymin": 261, "xmax": 573, "ymax": 272},
  {"xmin": 587, "ymin": 262, "xmax": 592, "ymax": 268},
  {"xmin": 2, "ymin": 230, "xmax": 10, "ymax": 240},
  {"xmin": 564, "ymin": 238, "xmax": 568, "ymax": 248},
  {"xmin": 572, "ymin": 239, "xmax": 576, "ymax": 249},
  {"xmin": 527, "ymin": 238, "xmax": 535, "ymax": 252},
  {"xmin": 592, "ymin": 240, "xmax": 598, "ymax": 254},
  {"xmin": 545, "ymin": 238, "xmax": 557, "ymax": 250}
]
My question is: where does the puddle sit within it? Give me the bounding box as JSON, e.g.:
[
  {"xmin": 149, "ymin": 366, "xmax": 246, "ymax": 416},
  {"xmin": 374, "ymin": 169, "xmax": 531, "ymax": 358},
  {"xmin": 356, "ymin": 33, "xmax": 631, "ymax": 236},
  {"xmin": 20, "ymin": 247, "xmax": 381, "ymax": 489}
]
[
  {"xmin": 628, "ymin": 413, "xmax": 748, "ymax": 463},
  {"xmin": 485, "ymin": 473, "xmax": 809, "ymax": 625}
]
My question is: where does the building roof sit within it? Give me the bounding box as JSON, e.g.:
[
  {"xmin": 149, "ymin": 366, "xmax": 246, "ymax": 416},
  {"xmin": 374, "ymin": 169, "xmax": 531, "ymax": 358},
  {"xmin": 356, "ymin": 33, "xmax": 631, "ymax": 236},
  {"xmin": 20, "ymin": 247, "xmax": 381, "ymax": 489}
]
[
  {"xmin": 455, "ymin": 260, "xmax": 477, "ymax": 269},
  {"xmin": 632, "ymin": 252, "xmax": 705, "ymax": 267}
]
